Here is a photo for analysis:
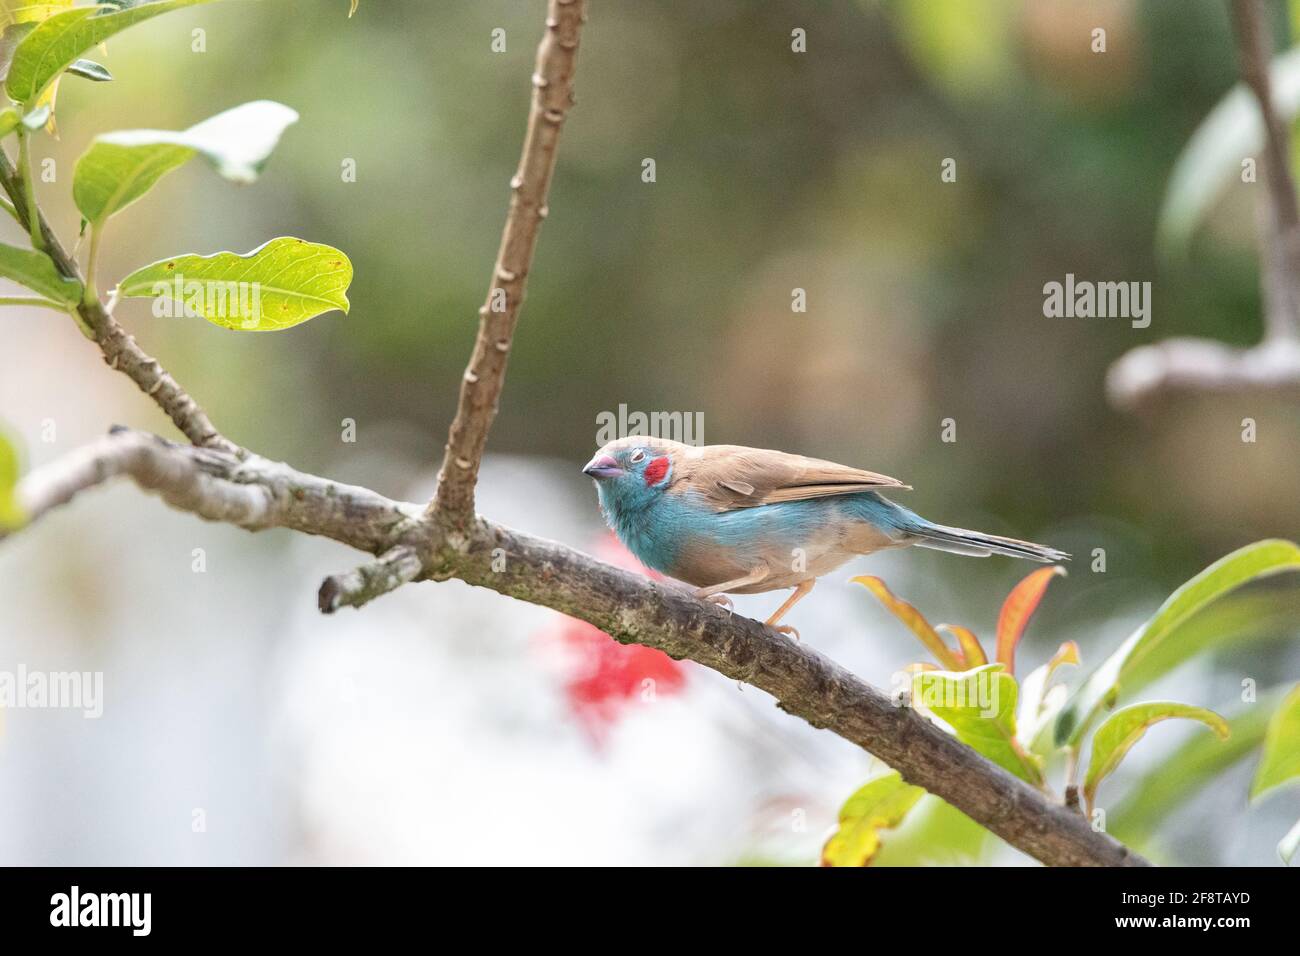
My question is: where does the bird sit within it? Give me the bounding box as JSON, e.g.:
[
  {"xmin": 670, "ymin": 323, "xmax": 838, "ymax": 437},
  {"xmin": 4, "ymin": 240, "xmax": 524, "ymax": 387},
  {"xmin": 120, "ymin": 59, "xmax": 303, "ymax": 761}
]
[{"xmin": 582, "ymin": 437, "xmax": 1068, "ymax": 638}]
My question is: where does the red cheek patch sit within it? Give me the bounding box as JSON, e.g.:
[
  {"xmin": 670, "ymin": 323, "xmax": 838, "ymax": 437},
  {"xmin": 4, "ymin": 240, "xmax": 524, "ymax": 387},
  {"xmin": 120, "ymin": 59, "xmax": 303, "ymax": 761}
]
[{"xmin": 643, "ymin": 456, "xmax": 670, "ymax": 486}]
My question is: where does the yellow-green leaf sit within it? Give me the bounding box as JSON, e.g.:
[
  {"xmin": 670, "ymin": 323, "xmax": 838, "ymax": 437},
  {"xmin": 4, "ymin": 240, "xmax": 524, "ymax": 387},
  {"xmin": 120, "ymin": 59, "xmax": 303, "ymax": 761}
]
[
  {"xmin": 913, "ymin": 663, "xmax": 1044, "ymax": 785},
  {"xmin": 1056, "ymin": 540, "xmax": 1300, "ymax": 746},
  {"xmin": 1278, "ymin": 817, "xmax": 1300, "ymax": 865},
  {"xmin": 0, "ymin": 241, "xmax": 81, "ymax": 303},
  {"xmin": 0, "ymin": 427, "xmax": 24, "ymax": 531},
  {"xmin": 1252, "ymin": 683, "xmax": 1300, "ymax": 800},
  {"xmin": 1083, "ymin": 701, "xmax": 1229, "ymax": 814},
  {"xmin": 117, "ymin": 237, "xmax": 352, "ymax": 332},
  {"xmin": 6, "ymin": 0, "xmax": 217, "ymax": 107},
  {"xmin": 348, "ymin": 0, "xmax": 357, "ymax": 16},
  {"xmin": 0, "ymin": 1, "xmax": 74, "ymax": 28},
  {"xmin": 74, "ymin": 101, "xmax": 298, "ymax": 227},
  {"xmin": 995, "ymin": 564, "xmax": 1064, "ymax": 675},
  {"xmin": 853, "ymin": 575, "xmax": 964, "ymax": 670},
  {"xmin": 821, "ymin": 771, "xmax": 924, "ymax": 867}
]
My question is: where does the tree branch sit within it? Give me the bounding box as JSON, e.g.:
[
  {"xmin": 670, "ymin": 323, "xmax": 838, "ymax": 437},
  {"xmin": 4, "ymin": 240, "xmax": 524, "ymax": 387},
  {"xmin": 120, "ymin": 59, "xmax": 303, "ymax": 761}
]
[
  {"xmin": 429, "ymin": 0, "xmax": 586, "ymax": 526},
  {"xmin": 1108, "ymin": 0, "xmax": 1300, "ymax": 411},
  {"xmin": 0, "ymin": 153, "xmax": 236, "ymax": 452},
  {"xmin": 3, "ymin": 427, "xmax": 1149, "ymax": 868}
]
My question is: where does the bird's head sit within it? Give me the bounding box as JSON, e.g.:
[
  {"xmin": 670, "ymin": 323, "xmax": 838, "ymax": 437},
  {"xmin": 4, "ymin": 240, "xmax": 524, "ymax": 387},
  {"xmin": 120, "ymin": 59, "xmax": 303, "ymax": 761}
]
[{"xmin": 582, "ymin": 437, "xmax": 680, "ymax": 513}]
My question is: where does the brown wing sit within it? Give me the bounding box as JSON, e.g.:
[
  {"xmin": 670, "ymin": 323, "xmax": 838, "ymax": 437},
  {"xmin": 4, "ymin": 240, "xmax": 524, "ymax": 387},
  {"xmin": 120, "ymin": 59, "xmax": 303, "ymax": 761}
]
[{"xmin": 678, "ymin": 444, "xmax": 910, "ymax": 511}]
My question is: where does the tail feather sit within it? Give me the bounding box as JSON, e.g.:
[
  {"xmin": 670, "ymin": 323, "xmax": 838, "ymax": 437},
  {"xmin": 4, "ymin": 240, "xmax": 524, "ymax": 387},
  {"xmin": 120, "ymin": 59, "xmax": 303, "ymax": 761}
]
[{"xmin": 907, "ymin": 522, "xmax": 1069, "ymax": 563}]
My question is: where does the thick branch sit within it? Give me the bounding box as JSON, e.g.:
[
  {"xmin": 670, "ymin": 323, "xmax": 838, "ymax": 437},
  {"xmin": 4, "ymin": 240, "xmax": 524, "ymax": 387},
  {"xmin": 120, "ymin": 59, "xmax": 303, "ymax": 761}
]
[
  {"xmin": 0, "ymin": 153, "xmax": 235, "ymax": 452},
  {"xmin": 4, "ymin": 428, "xmax": 1148, "ymax": 868},
  {"xmin": 430, "ymin": 0, "xmax": 587, "ymax": 525}
]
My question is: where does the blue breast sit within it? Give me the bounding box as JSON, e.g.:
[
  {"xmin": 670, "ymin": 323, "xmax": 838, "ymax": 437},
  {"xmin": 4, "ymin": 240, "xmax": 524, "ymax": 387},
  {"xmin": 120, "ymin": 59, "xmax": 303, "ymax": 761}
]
[{"xmin": 599, "ymin": 484, "xmax": 920, "ymax": 577}]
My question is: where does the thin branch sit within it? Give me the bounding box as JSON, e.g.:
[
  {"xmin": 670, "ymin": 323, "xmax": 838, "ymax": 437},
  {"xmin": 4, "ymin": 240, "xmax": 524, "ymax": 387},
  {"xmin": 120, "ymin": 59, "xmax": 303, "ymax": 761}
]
[
  {"xmin": 429, "ymin": 0, "xmax": 587, "ymax": 526},
  {"xmin": 318, "ymin": 544, "xmax": 424, "ymax": 613},
  {"xmin": 1231, "ymin": 0, "xmax": 1300, "ymax": 342},
  {"xmin": 1109, "ymin": 0, "xmax": 1300, "ymax": 410},
  {"xmin": 4, "ymin": 427, "xmax": 1149, "ymax": 868},
  {"xmin": 0, "ymin": 152, "xmax": 236, "ymax": 452}
]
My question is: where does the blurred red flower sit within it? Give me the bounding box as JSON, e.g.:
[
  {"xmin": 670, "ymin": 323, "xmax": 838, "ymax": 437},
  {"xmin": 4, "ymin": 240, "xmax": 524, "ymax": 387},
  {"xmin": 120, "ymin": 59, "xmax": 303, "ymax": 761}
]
[{"xmin": 536, "ymin": 534, "xmax": 688, "ymax": 742}]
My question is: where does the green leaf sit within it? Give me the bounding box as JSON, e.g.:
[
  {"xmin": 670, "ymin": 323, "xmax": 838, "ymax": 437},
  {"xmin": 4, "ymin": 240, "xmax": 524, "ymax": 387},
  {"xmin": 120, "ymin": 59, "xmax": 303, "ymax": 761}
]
[
  {"xmin": 1157, "ymin": 47, "xmax": 1300, "ymax": 261},
  {"xmin": 0, "ymin": 2, "xmax": 75, "ymax": 28},
  {"xmin": 117, "ymin": 237, "xmax": 352, "ymax": 332},
  {"xmin": 913, "ymin": 663, "xmax": 1044, "ymax": 785},
  {"xmin": 65, "ymin": 57, "xmax": 111, "ymax": 82},
  {"xmin": 0, "ymin": 426, "xmax": 24, "ymax": 531},
  {"xmin": 1252, "ymin": 683, "xmax": 1300, "ymax": 800},
  {"xmin": 74, "ymin": 101, "xmax": 299, "ymax": 227},
  {"xmin": 821, "ymin": 771, "xmax": 924, "ymax": 867},
  {"xmin": 0, "ymin": 106, "xmax": 19, "ymax": 136},
  {"xmin": 5, "ymin": 0, "xmax": 217, "ymax": 107},
  {"xmin": 1111, "ymin": 692, "xmax": 1278, "ymax": 848},
  {"xmin": 1083, "ymin": 702, "xmax": 1229, "ymax": 814},
  {"xmin": 1055, "ymin": 540, "xmax": 1300, "ymax": 747},
  {"xmin": 0, "ymin": 240, "xmax": 81, "ymax": 303}
]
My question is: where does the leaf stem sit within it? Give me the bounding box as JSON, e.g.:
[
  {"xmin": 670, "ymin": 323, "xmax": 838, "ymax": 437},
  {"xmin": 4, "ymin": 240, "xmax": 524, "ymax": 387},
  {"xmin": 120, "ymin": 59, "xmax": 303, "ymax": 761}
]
[
  {"xmin": 83, "ymin": 222, "xmax": 104, "ymax": 308},
  {"xmin": 15, "ymin": 128, "xmax": 45, "ymax": 253},
  {"xmin": 0, "ymin": 295, "xmax": 72, "ymax": 312}
]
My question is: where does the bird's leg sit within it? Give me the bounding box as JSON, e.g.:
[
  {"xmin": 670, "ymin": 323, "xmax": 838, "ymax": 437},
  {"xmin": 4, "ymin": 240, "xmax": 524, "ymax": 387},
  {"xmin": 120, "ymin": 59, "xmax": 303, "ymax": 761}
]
[
  {"xmin": 693, "ymin": 568, "xmax": 769, "ymax": 614},
  {"xmin": 764, "ymin": 580, "xmax": 815, "ymax": 640}
]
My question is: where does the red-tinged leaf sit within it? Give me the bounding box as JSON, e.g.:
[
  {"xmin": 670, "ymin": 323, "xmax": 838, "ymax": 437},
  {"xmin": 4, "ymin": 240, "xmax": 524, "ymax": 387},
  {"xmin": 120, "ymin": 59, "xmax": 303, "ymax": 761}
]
[
  {"xmin": 939, "ymin": 623, "xmax": 987, "ymax": 667},
  {"xmin": 1047, "ymin": 639, "xmax": 1080, "ymax": 676},
  {"xmin": 853, "ymin": 576, "xmax": 964, "ymax": 670},
  {"xmin": 995, "ymin": 565, "xmax": 1066, "ymax": 675}
]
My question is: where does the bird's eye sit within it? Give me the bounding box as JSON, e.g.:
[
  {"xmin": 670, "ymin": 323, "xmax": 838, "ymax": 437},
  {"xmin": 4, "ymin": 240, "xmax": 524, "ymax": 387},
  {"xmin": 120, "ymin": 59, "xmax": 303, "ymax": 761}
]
[{"xmin": 630, "ymin": 450, "xmax": 646, "ymax": 463}]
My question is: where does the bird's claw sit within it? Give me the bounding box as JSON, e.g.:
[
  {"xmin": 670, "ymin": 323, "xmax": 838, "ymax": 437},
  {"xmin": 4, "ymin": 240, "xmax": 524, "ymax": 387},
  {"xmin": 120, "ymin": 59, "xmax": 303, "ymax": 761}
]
[
  {"xmin": 773, "ymin": 624, "xmax": 800, "ymax": 641},
  {"xmin": 705, "ymin": 594, "xmax": 734, "ymax": 614}
]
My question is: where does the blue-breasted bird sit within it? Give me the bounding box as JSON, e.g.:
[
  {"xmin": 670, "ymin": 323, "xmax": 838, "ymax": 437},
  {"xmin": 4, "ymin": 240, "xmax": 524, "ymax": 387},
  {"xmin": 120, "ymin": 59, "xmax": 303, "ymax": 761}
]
[{"xmin": 583, "ymin": 437, "xmax": 1068, "ymax": 638}]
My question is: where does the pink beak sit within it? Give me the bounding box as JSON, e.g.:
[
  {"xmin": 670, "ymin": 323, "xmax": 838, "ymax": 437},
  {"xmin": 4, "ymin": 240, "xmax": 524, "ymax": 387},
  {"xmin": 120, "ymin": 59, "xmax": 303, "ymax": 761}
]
[{"xmin": 582, "ymin": 454, "xmax": 623, "ymax": 479}]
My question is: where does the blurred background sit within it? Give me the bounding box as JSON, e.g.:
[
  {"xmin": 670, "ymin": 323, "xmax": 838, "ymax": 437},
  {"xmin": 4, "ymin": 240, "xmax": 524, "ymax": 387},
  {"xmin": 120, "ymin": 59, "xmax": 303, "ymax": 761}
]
[{"xmin": 1, "ymin": 0, "xmax": 1298, "ymax": 865}]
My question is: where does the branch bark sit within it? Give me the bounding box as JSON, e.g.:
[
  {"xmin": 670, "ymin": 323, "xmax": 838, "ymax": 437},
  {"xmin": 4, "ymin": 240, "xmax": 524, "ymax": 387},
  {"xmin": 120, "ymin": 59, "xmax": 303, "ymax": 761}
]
[
  {"xmin": 4, "ymin": 427, "xmax": 1149, "ymax": 868},
  {"xmin": 430, "ymin": 0, "xmax": 586, "ymax": 527}
]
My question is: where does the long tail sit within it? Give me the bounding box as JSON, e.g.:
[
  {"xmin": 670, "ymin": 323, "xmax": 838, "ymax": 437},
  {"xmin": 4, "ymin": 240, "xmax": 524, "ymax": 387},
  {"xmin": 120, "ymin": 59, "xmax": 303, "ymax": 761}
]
[{"xmin": 905, "ymin": 521, "xmax": 1069, "ymax": 563}]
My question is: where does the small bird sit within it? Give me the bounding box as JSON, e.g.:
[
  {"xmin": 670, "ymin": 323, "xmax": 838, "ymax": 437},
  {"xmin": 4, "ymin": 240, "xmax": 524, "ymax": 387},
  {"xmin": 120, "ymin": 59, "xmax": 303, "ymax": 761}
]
[{"xmin": 583, "ymin": 437, "xmax": 1068, "ymax": 638}]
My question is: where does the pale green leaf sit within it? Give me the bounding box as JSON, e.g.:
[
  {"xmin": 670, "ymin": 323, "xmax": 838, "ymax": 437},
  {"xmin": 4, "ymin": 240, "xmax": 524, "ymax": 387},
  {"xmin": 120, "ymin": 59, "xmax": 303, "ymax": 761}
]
[
  {"xmin": 0, "ymin": 106, "xmax": 19, "ymax": 136},
  {"xmin": 821, "ymin": 771, "xmax": 924, "ymax": 867},
  {"xmin": 1157, "ymin": 47, "xmax": 1300, "ymax": 261},
  {"xmin": 0, "ymin": 426, "xmax": 24, "ymax": 531},
  {"xmin": 6, "ymin": 0, "xmax": 217, "ymax": 107},
  {"xmin": 65, "ymin": 57, "xmax": 111, "ymax": 82},
  {"xmin": 74, "ymin": 101, "xmax": 299, "ymax": 226},
  {"xmin": 117, "ymin": 237, "xmax": 352, "ymax": 332},
  {"xmin": 913, "ymin": 663, "xmax": 1044, "ymax": 785},
  {"xmin": 0, "ymin": 240, "xmax": 81, "ymax": 303},
  {"xmin": 1252, "ymin": 683, "xmax": 1300, "ymax": 800},
  {"xmin": 1056, "ymin": 540, "xmax": 1300, "ymax": 746},
  {"xmin": 1083, "ymin": 701, "xmax": 1229, "ymax": 814},
  {"xmin": 1111, "ymin": 692, "xmax": 1279, "ymax": 848}
]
